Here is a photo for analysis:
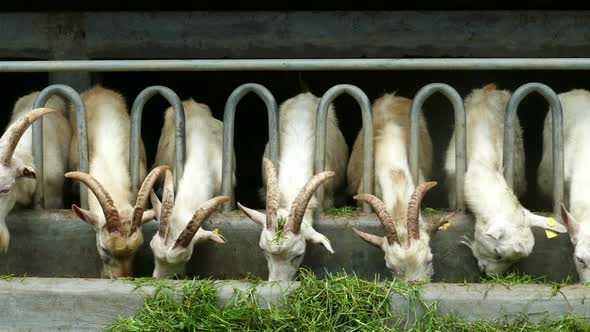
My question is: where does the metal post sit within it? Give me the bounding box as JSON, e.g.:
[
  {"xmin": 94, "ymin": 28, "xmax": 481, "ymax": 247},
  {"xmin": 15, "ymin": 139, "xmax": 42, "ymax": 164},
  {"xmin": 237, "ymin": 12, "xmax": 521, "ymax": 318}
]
[
  {"xmin": 221, "ymin": 83, "xmax": 279, "ymax": 212},
  {"xmin": 129, "ymin": 86, "xmax": 185, "ymax": 196},
  {"xmin": 32, "ymin": 84, "xmax": 88, "ymax": 209},
  {"xmin": 315, "ymin": 84, "xmax": 373, "ymax": 213},
  {"xmin": 503, "ymin": 83, "xmax": 564, "ymax": 217},
  {"xmin": 409, "ymin": 83, "xmax": 466, "ymax": 211}
]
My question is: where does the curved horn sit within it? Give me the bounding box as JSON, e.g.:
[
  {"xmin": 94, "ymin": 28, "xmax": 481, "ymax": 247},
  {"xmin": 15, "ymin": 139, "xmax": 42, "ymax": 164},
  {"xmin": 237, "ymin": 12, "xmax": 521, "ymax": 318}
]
[
  {"xmin": 285, "ymin": 170, "xmax": 335, "ymax": 234},
  {"xmin": 65, "ymin": 171, "xmax": 121, "ymax": 233},
  {"xmin": 0, "ymin": 108, "xmax": 58, "ymax": 164},
  {"xmin": 263, "ymin": 158, "xmax": 278, "ymax": 229},
  {"xmin": 131, "ymin": 165, "xmax": 170, "ymax": 235},
  {"xmin": 157, "ymin": 169, "xmax": 175, "ymax": 242},
  {"xmin": 353, "ymin": 194, "xmax": 400, "ymax": 245},
  {"xmin": 407, "ymin": 181, "xmax": 438, "ymax": 241},
  {"xmin": 173, "ymin": 196, "xmax": 230, "ymax": 249}
]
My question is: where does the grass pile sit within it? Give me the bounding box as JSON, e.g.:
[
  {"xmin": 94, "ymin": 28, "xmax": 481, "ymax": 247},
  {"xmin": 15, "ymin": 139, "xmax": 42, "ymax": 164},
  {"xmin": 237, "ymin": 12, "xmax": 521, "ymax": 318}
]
[{"xmin": 104, "ymin": 270, "xmax": 590, "ymax": 332}]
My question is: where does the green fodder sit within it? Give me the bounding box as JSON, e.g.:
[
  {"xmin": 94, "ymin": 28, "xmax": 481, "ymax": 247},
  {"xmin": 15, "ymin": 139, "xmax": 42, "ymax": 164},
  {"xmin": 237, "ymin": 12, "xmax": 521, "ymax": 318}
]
[{"xmin": 104, "ymin": 271, "xmax": 590, "ymax": 332}]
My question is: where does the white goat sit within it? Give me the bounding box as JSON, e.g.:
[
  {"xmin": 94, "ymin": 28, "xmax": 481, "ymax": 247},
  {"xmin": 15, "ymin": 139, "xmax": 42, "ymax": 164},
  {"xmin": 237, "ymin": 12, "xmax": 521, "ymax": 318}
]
[
  {"xmin": 149, "ymin": 99, "xmax": 233, "ymax": 278},
  {"xmin": 537, "ymin": 89, "xmax": 590, "ymax": 282},
  {"xmin": 347, "ymin": 93, "xmax": 448, "ymax": 281},
  {"xmin": 0, "ymin": 92, "xmax": 69, "ymax": 253},
  {"xmin": 238, "ymin": 92, "xmax": 349, "ymax": 281},
  {"xmin": 66, "ymin": 85, "xmax": 159, "ymax": 278},
  {"xmin": 445, "ymin": 83, "xmax": 567, "ymax": 276}
]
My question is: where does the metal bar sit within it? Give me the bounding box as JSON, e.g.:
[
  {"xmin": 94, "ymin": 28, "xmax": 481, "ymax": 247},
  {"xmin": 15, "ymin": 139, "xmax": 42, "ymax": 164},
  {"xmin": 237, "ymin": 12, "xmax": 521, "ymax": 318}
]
[
  {"xmin": 32, "ymin": 84, "xmax": 88, "ymax": 209},
  {"xmin": 129, "ymin": 86, "xmax": 185, "ymax": 196},
  {"xmin": 315, "ymin": 85, "xmax": 373, "ymax": 213},
  {"xmin": 410, "ymin": 83, "xmax": 466, "ymax": 211},
  {"xmin": 4, "ymin": 59, "xmax": 590, "ymax": 72},
  {"xmin": 503, "ymin": 83, "xmax": 564, "ymax": 217},
  {"xmin": 221, "ymin": 83, "xmax": 279, "ymax": 212}
]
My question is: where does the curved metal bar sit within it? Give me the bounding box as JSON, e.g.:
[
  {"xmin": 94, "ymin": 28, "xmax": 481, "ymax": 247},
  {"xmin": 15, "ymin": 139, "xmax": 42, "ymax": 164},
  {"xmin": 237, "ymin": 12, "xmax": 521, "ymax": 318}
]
[
  {"xmin": 32, "ymin": 84, "xmax": 88, "ymax": 209},
  {"xmin": 409, "ymin": 83, "xmax": 466, "ymax": 211},
  {"xmin": 503, "ymin": 83, "xmax": 564, "ymax": 216},
  {"xmin": 221, "ymin": 83, "xmax": 279, "ymax": 212},
  {"xmin": 315, "ymin": 84, "xmax": 373, "ymax": 213},
  {"xmin": 129, "ymin": 86, "xmax": 185, "ymax": 196}
]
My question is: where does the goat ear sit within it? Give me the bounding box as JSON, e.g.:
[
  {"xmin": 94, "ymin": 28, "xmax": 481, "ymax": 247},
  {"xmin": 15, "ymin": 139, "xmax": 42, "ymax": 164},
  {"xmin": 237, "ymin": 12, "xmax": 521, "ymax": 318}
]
[
  {"xmin": 194, "ymin": 229, "xmax": 226, "ymax": 244},
  {"xmin": 305, "ymin": 228, "xmax": 335, "ymax": 254},
  {"xmin": 71, "ymin": 204, "xmax": 99, "ymax": 227},
  {"xmin": 141, "ymin": 210, "xmax": 156, "ymax": 224},
  {"xmin": 237, "ymin": 202, "xmax": 266, "ymax": 227},
  {"xmin": 525, "ymin": 208, "xmax": 568, "ymax": 233},
  {"xmin": 560, "ymin": 204, "xmax": 580, "ymax": 243},
  {"xmin": 352, "ymin": 227, "xmax": 385, "ymax": 249},
  {"xmin": 16, "ymin": 163, "xmax": 35, "ymax": 179}
]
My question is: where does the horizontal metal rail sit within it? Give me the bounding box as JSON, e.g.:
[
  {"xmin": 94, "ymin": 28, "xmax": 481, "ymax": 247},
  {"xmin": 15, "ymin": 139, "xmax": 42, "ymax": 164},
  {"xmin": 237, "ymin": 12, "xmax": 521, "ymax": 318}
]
[
  {"xmin": 410, "ymin": 83, "xmax": 466, "ymax": 211},
  {"xmin": 2, "ymin": 59, "xmax": 590, "ymax": 72},
  {"xmin": 315, "ymin": 85, "xmax": 373, "ymax": 213},
  {"xmin": 32, "ymin": 85, "xmax": 88, "ymax": 209},
  {"xmin": 221, "ymin": 83, "xmax": 279, "ymax": 212},
  {"xmin": 503, "ymin": 83, "xmax": 564, "ymax": 217},
  {"xmin": 129, "ymin": 86, "xmax": 185, "ymax": 196}
]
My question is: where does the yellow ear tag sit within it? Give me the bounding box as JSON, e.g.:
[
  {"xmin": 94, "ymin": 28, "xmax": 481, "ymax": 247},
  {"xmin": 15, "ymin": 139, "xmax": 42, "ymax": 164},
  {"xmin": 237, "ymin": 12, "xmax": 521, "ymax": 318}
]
[
  {"xmin": 545, "ymin": 229, "xmax": 559, "ymax": 239},
  {"xmin": 213, "ymin": 228, "xmax": 220, "ymax": 235},
  {"xmin": 547, "ymin": 217, "xmax": 557, "ymax": 227},
  {"xmin": 439, "ymin": 221, "xmax": 451, "ymax": 231}
]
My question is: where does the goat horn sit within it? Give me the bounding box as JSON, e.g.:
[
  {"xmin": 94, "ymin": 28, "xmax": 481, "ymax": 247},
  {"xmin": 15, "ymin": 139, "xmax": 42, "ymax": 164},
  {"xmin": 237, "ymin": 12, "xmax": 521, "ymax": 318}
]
[
  {"xmin": 263, "ymin": 158, "xmax": 279, "ymax": 229},
  {"xmin": 131, "ymin": 165, "xmax": 170, "ymax": 235},
  {"xmin": 407, "ymin": 181, "xmax": 438, "ymax": 242},
  {"xmin": 285, "ymin": 170, "xmax": 335, "ymax": 234},
  {"xmin": 353, "ymin": 194, "xmax": 400, "ymax": 245},
  {"xmin": 157, "ymin": 169, "xmax": 175, "ymax": 243},
  {"xmin": 173, "ymin": 196, "xmax": 230, "ymax": 249},
  {"xmin": 65, "ymin": 171, "xmax": 121, "ymax": 233},
  {"xmin": 0, "ymin": 108, "xmax": 58, "ymax": 164}
]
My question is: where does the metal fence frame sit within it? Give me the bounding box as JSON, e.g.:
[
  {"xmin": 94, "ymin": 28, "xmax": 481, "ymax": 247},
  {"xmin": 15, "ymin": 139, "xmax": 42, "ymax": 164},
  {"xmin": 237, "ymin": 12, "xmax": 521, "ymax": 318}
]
[
  {"xmin": 503, "ymin": 83, "xmax": 564, "ymax": 217},
  {"xmin": 409, "ymin": 83, "xmax": 467, "ymax": 211},
  {"xmin": 32, "ymin": 84, "xmax": 88, "ymax": 209},
  {"xmin": 220, "ymin": 83, "xmax": 279, "ymax": 212},
  {"xmin": 129, "ymin": 86, "xmax": 186, "ymax": 197},
  {"xmin": 314, "ymin": 84, "xmax": 374, "ymax": 213},
  {"xmin": 16, "ymin": 59, "xmax": 572, "ymax": 217}
]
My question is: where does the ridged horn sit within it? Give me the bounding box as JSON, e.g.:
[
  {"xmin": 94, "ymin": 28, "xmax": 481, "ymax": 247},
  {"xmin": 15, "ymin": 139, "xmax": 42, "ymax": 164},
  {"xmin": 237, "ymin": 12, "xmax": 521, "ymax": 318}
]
[
  {"xmin": 285, "ymin": 170, "xmax": 335, "ymax": 234},
  {"xmin": 158, "ymin": 168, "xmax": 175, "ymax": 243},
  {"xmin": 173, "ymin": 196, "xmax": 230, "ymax": 249},
  {"xmin": 353, "ymin": 194, "xmax": 400, "ymax": 245},
  {"xmin": 0, "ymin": 108, "xmax": 58, "ymax": 164},
  {"xmin": 65, "ymin": 171, "xmax": 121, "ymax": 233},
  {"xmin": 263, "ymin": 158, "xmax": 278, "ymax": 229},
  {"xmin": 407, "ymin": 181, "xmax": 438, "ymax": 241},
  {"xmin": 130, "ymin": 165, "xmax": 170, "ymax": 235}
]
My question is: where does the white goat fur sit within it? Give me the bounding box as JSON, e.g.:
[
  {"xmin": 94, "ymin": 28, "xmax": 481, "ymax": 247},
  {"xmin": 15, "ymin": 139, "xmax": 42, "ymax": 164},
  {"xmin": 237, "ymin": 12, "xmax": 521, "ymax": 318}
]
[
  {"xmin": 68, "ymin": 85, "xmax": 151, "ymax": 278},
  {"xmin": 347, "ymin": 93, "xmax": 437, "ymax": 281},
  {"xmin": 537, "ymin": 89, "xmax": 590, "ymax": 282},
  {"xmin": 255, "ymin": 92, "xmax": 349, "ymax": 281},
  {"xmin": 0, "ymin": 92, "xmax": 71, "ymax": 252},
  {"xmin": 445, "ymin": 83, "xmax": 566, "ymax": 276},
  {"xmin": 150, "ymin": 99, "xmax": 235, "ymax": 278}
]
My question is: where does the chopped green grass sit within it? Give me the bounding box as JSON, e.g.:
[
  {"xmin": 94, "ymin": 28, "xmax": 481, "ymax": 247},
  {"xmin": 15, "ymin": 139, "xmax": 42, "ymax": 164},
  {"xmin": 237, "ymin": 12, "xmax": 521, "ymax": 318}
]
[
  {"xmin": 325, "ymin": 206, "xmax": 358, "ymax": 217},
  {"xmin": 103, "ymin": 271, "xmax": 590, "ymax": 332}
]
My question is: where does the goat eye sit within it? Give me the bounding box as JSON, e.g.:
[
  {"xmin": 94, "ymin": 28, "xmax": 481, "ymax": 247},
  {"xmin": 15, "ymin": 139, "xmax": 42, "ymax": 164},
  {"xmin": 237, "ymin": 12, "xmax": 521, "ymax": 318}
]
[
  {"xmin": 577, "ymin": 257, "xmax": 587, "ymax": 268},
  {"xmin": 494, "ymin": 249, "xmax": 502, "ymax": 260}
]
